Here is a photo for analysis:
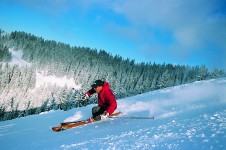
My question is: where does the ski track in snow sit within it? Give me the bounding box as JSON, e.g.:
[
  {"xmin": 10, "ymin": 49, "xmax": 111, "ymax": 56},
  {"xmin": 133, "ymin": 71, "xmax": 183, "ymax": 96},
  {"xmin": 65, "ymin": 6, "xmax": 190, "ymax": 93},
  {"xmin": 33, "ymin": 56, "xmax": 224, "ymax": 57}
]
[{"xmin": 0, "ymin": 78, "xmax": 225, "ymax": 150}]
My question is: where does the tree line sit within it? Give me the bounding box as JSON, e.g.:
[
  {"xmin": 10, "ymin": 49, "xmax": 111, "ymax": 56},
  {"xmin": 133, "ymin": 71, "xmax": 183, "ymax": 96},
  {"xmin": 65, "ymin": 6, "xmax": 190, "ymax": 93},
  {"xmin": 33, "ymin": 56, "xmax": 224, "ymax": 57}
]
[{"xmin": 0, "ymin": 30, "xmax": 225, "ymax": 121}]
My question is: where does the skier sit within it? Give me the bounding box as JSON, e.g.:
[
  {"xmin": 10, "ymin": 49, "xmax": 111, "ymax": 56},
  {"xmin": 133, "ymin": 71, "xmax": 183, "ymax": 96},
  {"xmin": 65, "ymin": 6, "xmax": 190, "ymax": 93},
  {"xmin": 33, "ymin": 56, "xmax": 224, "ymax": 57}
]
[{"xmin": 82, "ymin": 80, "xmax": 117, "ymax": 122}]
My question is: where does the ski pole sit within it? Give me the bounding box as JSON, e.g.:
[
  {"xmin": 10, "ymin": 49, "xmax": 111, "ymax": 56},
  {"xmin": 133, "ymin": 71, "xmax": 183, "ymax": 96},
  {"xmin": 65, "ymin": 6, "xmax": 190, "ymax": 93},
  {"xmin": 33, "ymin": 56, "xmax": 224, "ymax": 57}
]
[{"xmin": 109, "ymin": 116, "xmax": 154, "ymax": 119}]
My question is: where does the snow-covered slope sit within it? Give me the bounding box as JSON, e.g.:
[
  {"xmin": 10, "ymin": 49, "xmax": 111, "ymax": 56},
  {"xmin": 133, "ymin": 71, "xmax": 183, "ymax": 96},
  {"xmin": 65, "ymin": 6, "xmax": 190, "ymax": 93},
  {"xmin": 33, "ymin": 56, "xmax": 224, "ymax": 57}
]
[
  {"xmin": 8, "ymin": 48, "xmax": 32, "ymax": 67},
  {"xmin": 35, "ymin": 71, "xmax": 81, "ymax": 89},
  {"xmin": 0, "ymin": 78, "xmax": 225, "ymax": 150},
  {"xmin": 0, "ymin": 48, "xmax": 80, "ymax": 110},
  {"xmin": 8, "ymin": 48, "xmax": 80, "ymax": 89}
]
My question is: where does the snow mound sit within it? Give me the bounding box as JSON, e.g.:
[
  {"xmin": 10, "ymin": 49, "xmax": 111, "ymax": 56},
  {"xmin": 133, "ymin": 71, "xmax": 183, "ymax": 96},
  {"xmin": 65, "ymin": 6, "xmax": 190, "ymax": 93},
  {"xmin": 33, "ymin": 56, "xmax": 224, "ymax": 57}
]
[{"xmin": 63, "ymin": 111, "xmax": 83, "ymax": 122}]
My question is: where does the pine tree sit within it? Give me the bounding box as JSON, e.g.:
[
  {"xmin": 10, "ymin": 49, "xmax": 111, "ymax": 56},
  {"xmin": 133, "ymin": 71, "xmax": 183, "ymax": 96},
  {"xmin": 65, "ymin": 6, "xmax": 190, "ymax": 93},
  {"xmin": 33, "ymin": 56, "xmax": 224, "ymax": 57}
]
[
  {"xmin": 151, "ymin": 74, "xmax": 158, "ymax": 90},
  {"xmin": 198, "ymin": 65, "xmax": 208, "ymax": 80},
  {"xmin": 210, "ymin": 68, "xmax": 220, "ymax": 78},
  {"xmin": 158, "ymin": 70, "xmax": 170, "ymax": 88},
  {"xmin": 0, "ymin": 105, "xmax": 6, "ymax": 121}
]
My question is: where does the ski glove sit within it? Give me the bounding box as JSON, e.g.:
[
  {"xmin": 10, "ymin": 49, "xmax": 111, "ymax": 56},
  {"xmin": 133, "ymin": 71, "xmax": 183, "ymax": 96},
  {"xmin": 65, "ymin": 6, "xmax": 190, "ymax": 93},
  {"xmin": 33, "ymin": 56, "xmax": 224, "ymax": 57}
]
[
  {"xmin": 100, "ymin": 112, "xmax": 109, "ymax": 120},
  {"xmin": 81, "ymin": 94, "xmax": 89, "ymax": 100}
]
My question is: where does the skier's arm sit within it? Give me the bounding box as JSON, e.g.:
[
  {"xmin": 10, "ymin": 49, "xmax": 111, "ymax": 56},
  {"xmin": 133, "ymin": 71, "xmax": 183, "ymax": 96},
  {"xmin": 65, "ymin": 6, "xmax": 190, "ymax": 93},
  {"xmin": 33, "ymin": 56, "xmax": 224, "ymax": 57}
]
[
  {"xmin": 82, "ymin": 89, "xmax": 96, "ymax": 100},
  {"xmin": 86, "ymin": 88, "xmax": 96, "ymax": 97}
]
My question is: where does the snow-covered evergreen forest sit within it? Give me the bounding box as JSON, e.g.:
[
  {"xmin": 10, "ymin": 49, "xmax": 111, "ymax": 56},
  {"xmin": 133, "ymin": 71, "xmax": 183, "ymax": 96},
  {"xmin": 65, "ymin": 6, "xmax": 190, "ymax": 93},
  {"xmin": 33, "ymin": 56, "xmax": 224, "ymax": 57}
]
[{"xmin": 0, "ymin": 29, "xmax": 225, "ymax": 121}]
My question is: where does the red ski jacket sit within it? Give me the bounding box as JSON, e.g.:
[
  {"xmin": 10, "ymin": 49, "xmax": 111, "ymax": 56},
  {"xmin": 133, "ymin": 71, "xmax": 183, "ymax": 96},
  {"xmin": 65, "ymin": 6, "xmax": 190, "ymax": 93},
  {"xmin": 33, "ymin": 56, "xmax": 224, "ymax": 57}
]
[{"xmin": 86, "ymin": 81, "xmax": 117, "ymax": 115}]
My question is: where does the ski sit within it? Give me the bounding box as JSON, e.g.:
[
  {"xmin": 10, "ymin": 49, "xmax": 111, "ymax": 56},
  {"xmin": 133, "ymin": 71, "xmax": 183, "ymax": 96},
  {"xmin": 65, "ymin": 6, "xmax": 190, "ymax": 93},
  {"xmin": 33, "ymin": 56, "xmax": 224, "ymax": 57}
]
[
  {"xmin": 52, "ymin": 111, "xmax": 122, "ymax": 132},
  {"xmin": 60, "ymin": 120, "xmax": 85, "ymax": 126}
]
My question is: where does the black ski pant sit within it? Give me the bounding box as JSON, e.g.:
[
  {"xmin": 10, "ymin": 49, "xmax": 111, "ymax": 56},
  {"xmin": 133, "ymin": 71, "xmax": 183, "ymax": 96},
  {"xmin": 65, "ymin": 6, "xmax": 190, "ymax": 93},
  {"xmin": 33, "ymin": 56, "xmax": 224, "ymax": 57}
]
[{"xmin": 92, "ymin": 106, "xmax": 106, "ymax": 121}]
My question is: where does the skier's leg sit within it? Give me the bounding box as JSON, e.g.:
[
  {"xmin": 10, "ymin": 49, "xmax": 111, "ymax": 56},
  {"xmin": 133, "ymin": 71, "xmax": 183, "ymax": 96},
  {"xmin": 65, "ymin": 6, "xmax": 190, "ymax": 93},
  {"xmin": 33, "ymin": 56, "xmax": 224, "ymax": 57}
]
[
  {"xmin": 92, "ymin": 106, "xmax": 100, "ymax": 115},
  {"xmin": 92, "ymin": 106, "xmax": 105, "ymax": 121}
]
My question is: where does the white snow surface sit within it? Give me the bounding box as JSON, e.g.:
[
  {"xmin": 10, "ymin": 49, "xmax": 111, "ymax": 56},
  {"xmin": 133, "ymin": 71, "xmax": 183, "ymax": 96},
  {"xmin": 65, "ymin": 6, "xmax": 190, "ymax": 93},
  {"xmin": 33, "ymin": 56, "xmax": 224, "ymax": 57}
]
[
  {"xmin": 0, "ymin": 78, "xmax": 225, "ymax": 150},
  {"xmin": 35, "ymin": 71, "xmax": 81, "ymax": 89},
  {"xmin": 8, "ymin": 48, "xmax": 32, "ymax": 67}
]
